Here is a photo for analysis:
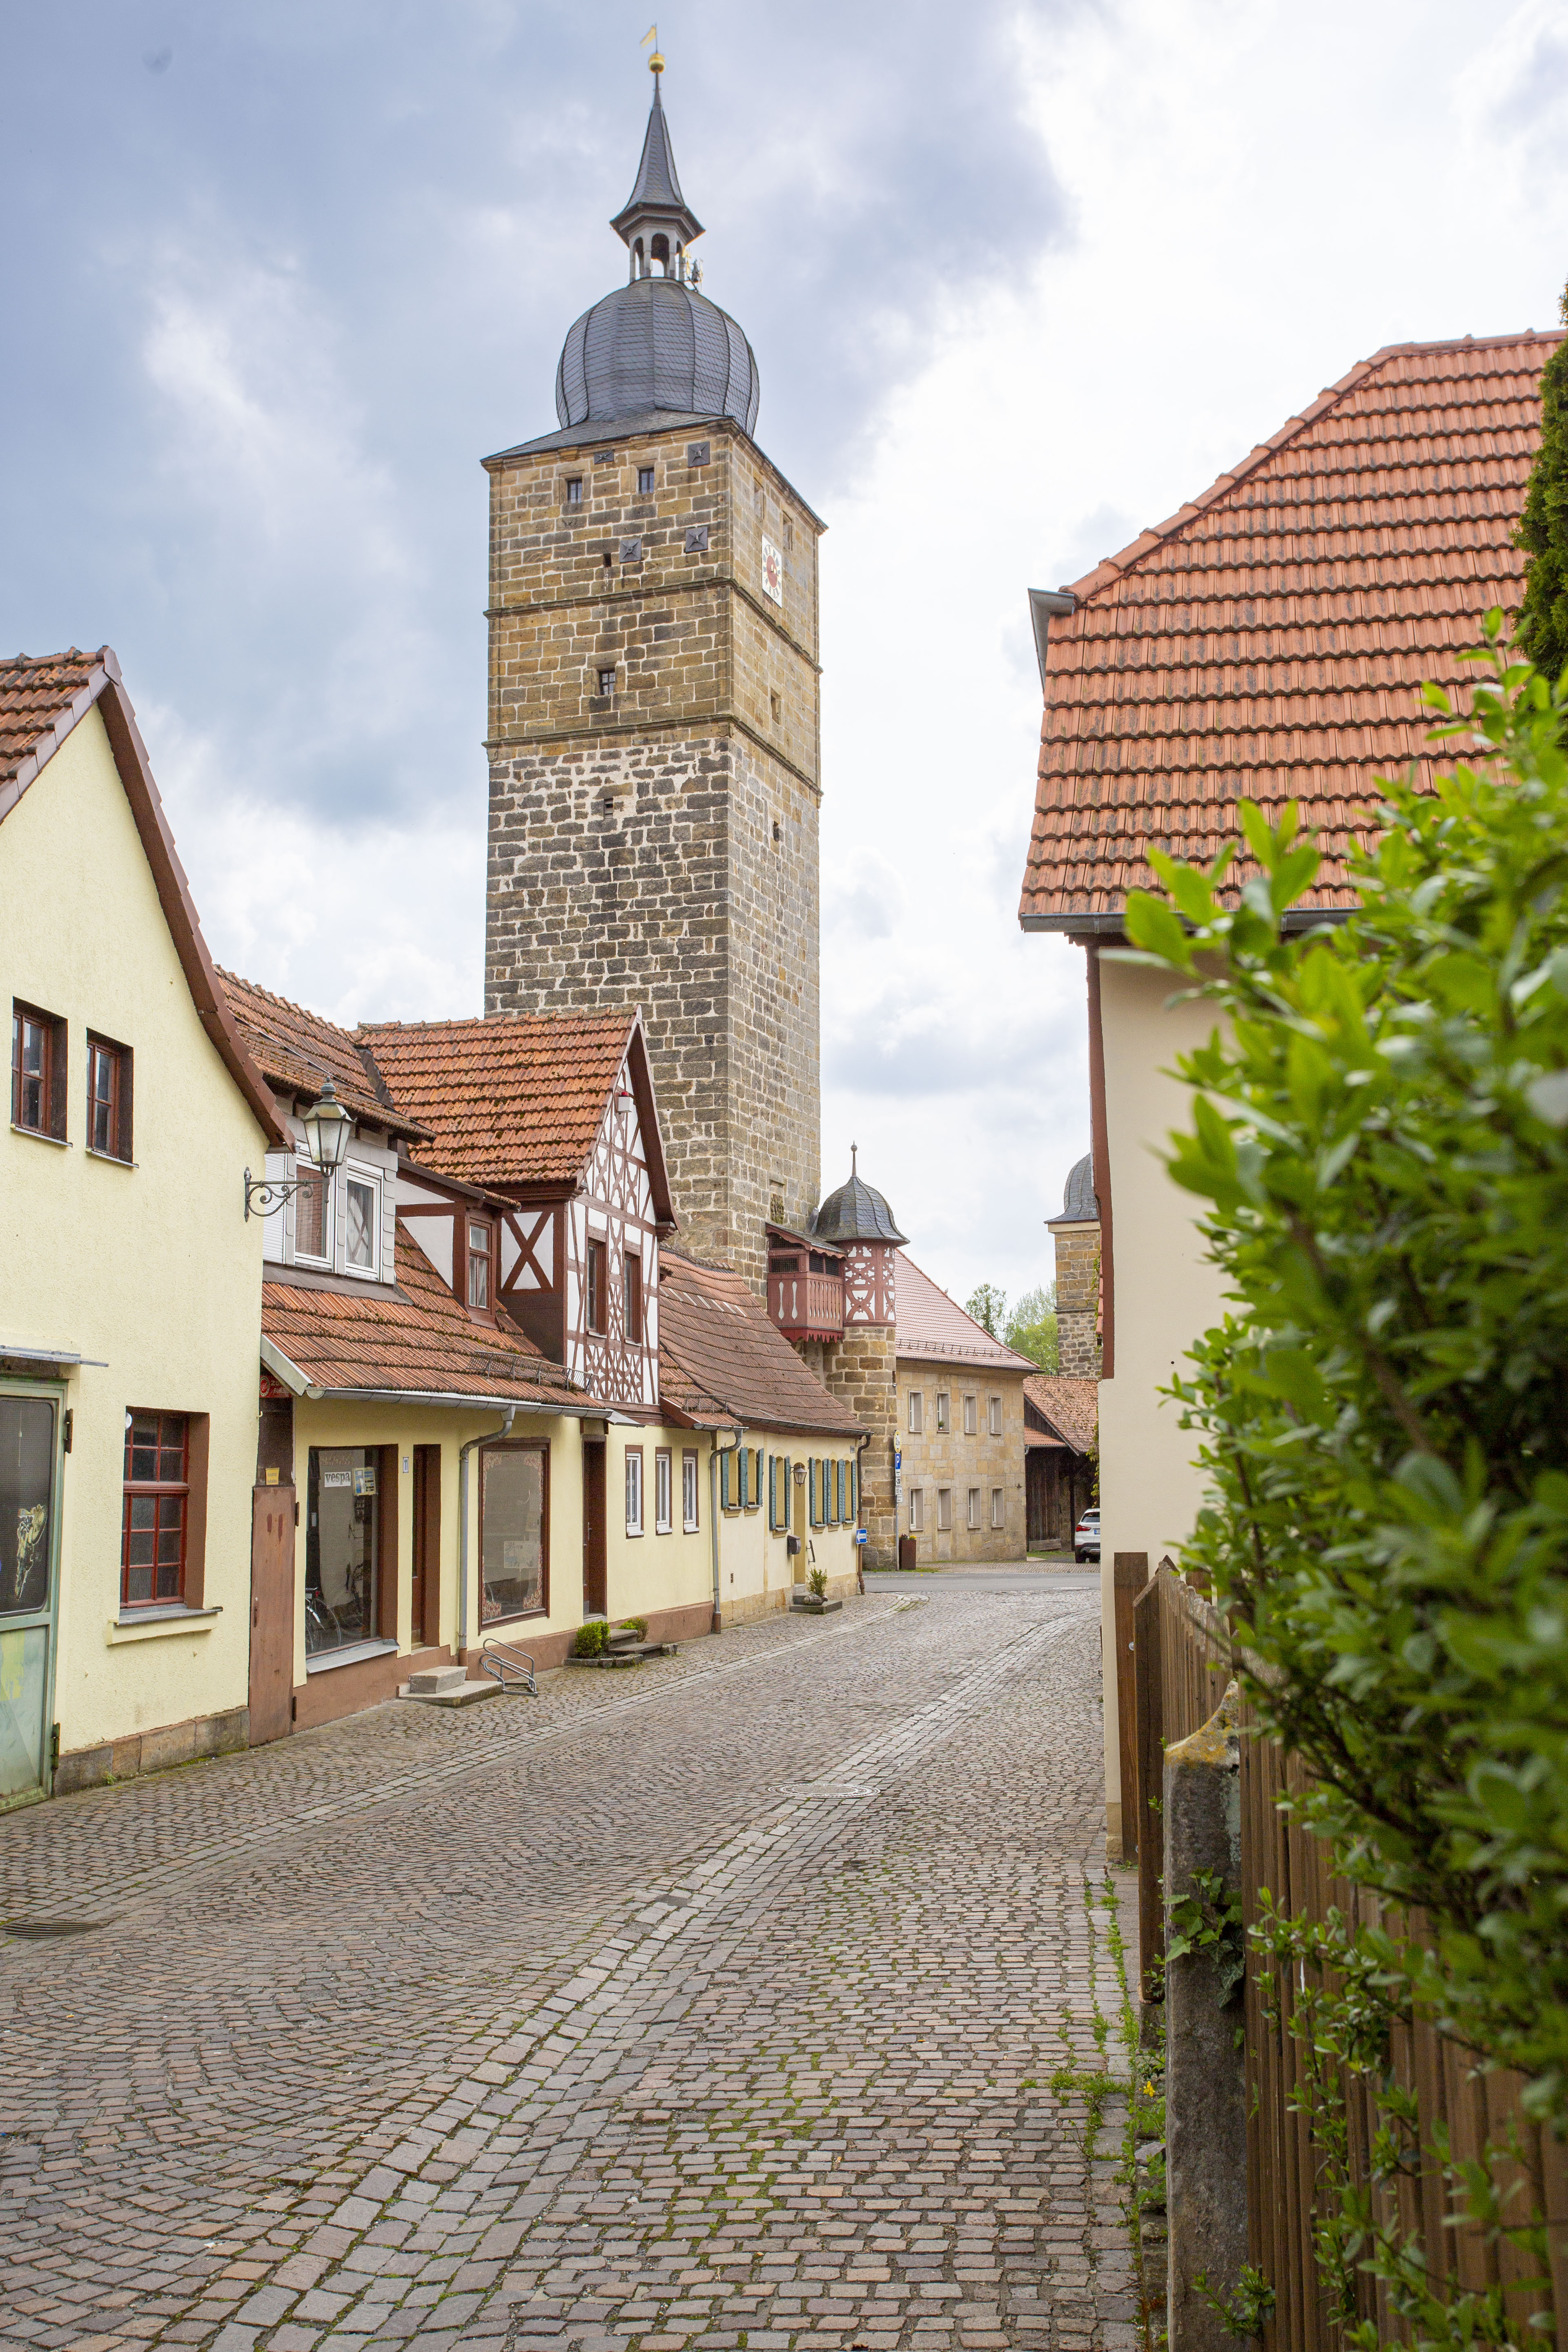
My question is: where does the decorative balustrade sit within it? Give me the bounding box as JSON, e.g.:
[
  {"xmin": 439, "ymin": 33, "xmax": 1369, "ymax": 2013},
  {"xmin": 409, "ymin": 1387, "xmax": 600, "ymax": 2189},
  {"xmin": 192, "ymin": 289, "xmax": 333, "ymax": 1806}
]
[{"xmin": 767, "ymin": 1263, "xmax": 844, "ymax": 1342}]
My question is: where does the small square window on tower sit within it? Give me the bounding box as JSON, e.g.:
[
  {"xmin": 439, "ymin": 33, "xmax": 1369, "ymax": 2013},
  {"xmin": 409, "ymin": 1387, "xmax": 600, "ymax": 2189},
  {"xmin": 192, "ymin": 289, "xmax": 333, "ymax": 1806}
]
[
  {"xmin": 638, "ymin": 466, "xmax": 655, "ymax": 494},
  {"xmin": 598, "ymin": 668, "xmax": 616, "ymax": 696},
  {"xmin": 566, "ymin": 476, "xmax": 583, "ymax": 507}
]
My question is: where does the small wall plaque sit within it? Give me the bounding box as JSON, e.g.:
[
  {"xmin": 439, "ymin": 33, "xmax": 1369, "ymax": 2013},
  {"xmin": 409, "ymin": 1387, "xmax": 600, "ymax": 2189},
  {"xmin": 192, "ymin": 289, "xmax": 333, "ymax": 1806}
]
[
  {"xmin": 686, "ymin": 440, "xmax": 710, "ymax": 466},
  {"xmin": 621, "ymin": 537, "xmax": 642, "ymax": 562},
  {"xmin": 685, "ymin": 525, "xmax": 709, "ymax": 554},
  {"xmin": 594, "ymin": 449, "xmax": 618, "ymax": 465}
]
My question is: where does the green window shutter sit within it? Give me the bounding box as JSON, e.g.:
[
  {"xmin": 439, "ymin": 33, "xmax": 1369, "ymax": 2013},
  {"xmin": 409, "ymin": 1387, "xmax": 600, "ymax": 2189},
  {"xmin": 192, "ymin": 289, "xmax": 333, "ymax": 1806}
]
[
  {"xmin": 812, "ymin": 1459, "xmax": 822, "ymax": 1528},
  {"xmin": 722, "ymin": 1448, "xmax": 735, "ymax": 1512},
  {"xmin": 768, "ymin": 1453, "xmax": 777, "ymax": 1530},
  {"xmin": 783, "ymin": 1457, "xmax": 791, "ymax": 1530},
  {"xmin": 754, "ymin": 1447, "xmax": 764, "ymax": 1510}
]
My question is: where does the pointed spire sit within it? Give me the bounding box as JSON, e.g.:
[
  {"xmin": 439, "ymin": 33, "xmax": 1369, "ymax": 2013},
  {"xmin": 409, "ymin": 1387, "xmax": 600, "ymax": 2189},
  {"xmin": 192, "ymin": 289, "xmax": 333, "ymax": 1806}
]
[{"xmin": 610, "ymin": 71, "xmax": 704, "ymax": 266}]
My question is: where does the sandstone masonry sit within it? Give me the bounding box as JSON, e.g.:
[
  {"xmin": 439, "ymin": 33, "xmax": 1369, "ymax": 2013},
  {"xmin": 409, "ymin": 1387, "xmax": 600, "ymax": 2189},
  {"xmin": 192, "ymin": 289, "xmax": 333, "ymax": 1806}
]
[{"xmin": 484, "ymin": 419, "xmax": 823, "ymax": 1290}]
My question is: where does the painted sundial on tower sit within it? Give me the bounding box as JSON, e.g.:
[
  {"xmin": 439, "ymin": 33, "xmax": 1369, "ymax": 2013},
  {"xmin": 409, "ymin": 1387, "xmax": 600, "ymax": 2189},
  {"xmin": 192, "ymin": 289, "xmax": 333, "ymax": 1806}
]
[{"xmin": 761, "ymin": 536, "xmax": 784, "ymax": 605}]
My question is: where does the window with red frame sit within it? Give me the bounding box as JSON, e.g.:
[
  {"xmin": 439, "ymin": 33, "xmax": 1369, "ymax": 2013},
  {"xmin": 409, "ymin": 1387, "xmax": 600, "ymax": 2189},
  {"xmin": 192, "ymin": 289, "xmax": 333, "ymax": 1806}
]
[
  {"xmin": 586, "ymin": 1238, "xmax": 607, "ymax": 1334},
  {"xmin": 122, "ymin": 1411, "xmax": 189, "ymax": 1606},
  {"xmin": 625, "ymin": 1250, "xmax": 643, "ymax": 1343},
  {"xmin": 87, "ymin": 1033, "xmax": 133, "ymax": 1160},
  {"xmin": 11, "ymin": 1002, "xmax": 66, "ymax": 1139}
]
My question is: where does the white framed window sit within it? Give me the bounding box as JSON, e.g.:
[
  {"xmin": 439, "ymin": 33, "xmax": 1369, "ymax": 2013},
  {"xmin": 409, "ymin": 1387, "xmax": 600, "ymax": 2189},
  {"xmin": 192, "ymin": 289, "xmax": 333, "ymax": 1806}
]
[
  {"xmin": 963, "ymin": 1393, "xmax": 978, "ymax": 1437},
  {"xmin": 655, "ymin": 1447, "xmax": 672, "ymax": 1534},
  {"xmin": 935, "ymin": 1391, "xmax": 949, "ymax": 1435},
  {"xmin": 294, "ymin": 1162, "xmax": 330, "ymax": 1264},
  {"xmin": 344, "ymin": 1170, "xmax": 380, "ymax": 1277},
  {"xmin": 936, "ymin": 1487, "xmax": 952, "ymax": 1532},
  {"xmin": 988, "ymin": 1395, "xmax": 1002, "ymax": 1437},
  {"xmin": 682, "ymin": 1448, "xmax": 699, "ymax": 1532},
  {"xmin": 967, "ymin": 1486, "xmax": 981, "ymax": 1530},
  {"xmin": 908, "ymin": 1390, "xmax": 923, "ymax": 1435},
  {"xmin": 991, "ymin": 1487, "xmax": 1005, "ymax": 1528},
  {"xmin": 625, "ymin": 1446, "xmax": 644, "ymax": 1536},
  {"xmin": 909, "ymin": 1487, "xmax": 924, "ymax": 1533}
]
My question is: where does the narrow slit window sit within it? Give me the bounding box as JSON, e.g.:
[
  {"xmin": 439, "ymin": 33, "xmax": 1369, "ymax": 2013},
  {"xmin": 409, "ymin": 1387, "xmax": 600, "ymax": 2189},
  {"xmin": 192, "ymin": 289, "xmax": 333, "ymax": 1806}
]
[
  {"xmin": 624, "ymin": 1252, "xmax": 643, "ymax": 1343},
  {"xmin": 655, "ymin": 1448, "xmax": 672, "ymax": 1534},
  {"xmin": 468, "ymin": 1220, "xmax": 492, "ymax": 1310},
  {"xmin": 682, "ymin": 1448, "xmax": 700, "ymax": 1532},
  {"xmin": 566, "ymin": 476, "xmax": 583, "ymax": 507},
  {"xmin": 967, "ymin": 1487, "xmax": 981, "ymax": 1530},
  {"xmin": 625, "ymin": 1446, "xmax": 644, "ymax": 1535},
  {"xmin": 991, "ymin": 1488, "xmax": 1004, "ymax": 1529}
]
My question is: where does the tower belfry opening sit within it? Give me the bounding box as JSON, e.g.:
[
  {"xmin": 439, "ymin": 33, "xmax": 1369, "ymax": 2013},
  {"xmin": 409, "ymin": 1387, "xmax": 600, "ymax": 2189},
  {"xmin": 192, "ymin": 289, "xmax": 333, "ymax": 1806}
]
[{"xmin": 481, "ymin": 64, "xmax": 824, "ymax": 1289}]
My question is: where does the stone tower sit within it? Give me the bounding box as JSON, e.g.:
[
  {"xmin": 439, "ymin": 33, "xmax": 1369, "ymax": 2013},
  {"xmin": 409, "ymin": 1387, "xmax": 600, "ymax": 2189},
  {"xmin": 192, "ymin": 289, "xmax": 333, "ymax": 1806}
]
[
  {"xmin": 483, "ymin": 60, "xmax": 823, "ymax": 1289},
  {"xmin": 1048, "ymin": 1152, "xmax": 1101, "ymax": 1378},
  {"xmin": 809, "ymin": 1153, "xmax": 908, "ymax": 1568}
]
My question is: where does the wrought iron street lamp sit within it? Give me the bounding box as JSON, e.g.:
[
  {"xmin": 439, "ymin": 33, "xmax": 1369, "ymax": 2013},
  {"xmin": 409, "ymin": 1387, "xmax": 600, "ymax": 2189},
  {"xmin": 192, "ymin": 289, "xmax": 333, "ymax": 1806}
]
[{"xmin": 244, "ymin": 1078, "xmax": 353, "ymax": 1221}]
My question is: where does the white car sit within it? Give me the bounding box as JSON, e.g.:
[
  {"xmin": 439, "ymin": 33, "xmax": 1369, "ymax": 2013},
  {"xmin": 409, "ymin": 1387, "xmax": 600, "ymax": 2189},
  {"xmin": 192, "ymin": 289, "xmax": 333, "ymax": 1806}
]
[{"xmin": 1074, "ymin": 1507, "xmax": 1100, "ymax": 1564}]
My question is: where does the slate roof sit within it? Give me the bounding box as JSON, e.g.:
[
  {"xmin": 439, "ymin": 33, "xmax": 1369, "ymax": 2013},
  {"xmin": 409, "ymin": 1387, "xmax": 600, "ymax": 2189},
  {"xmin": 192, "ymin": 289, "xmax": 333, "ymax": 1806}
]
[
  {"xmin": 264, "ymin": 1219, "xmax": 580, "ymax": 1406},
  {"xmin": 1023, "ymin": 1374, "xmax": 1098, "ymax": 1458},
  {"xmin": 610, "ymin": 78, "xmax": 703, "ymax": 245},
  {"xmin": 813, "ymin": 1156, "xmax": 908, "ymax": 1246},
  {"xmin": 358, "ymin": 1012, "xmax": 637, "ymax": 1190},
  {"xmin": 894, "ymin": 1256, "xmax": 1036, "ymax": 1372},
  {"xmin": 220, "ymin": 971, "xmax": 428, "ymax": 1140},
  {"xmin": 1019, "ymin": 332, "xmax": 1565, "ymax": 929},
  {"xmin": 657, "ymin": 1252, "xmax": 864, "ymax": 1439}
]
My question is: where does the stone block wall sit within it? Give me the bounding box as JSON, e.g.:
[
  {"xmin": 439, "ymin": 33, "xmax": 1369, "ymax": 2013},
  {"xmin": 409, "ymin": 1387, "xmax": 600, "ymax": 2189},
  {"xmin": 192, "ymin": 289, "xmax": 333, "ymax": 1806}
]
[
  {"xmin": 1051, "ymin": 1220, "xmax": 1102, "ymax": 1379},
  {"xmin": 895, "ymin": 1368, "xmax": 1029, "ymax": 1562},
  {"xmin": 484, "ymin": 419, "xmax": 823, "ymax": 1289},
  {"xmin": 815, "ymin": 1325, "xmax": 899, "ymax": 1566}
]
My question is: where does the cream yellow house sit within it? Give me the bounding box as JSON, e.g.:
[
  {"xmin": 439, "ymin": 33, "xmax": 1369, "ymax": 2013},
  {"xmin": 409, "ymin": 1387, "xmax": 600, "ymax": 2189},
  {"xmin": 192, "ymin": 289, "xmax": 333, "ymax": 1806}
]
[
  {"xmin": 893, "ymin": 1256, "xmax": 1032, "ymax": 1565},
  {"xmin": 1017, "ymin": 331, "xmax": 1557, "ymax": 1853},
  {"xmin": 0, "ymin": 648, "xmax": 283, "ymax": 1805}
]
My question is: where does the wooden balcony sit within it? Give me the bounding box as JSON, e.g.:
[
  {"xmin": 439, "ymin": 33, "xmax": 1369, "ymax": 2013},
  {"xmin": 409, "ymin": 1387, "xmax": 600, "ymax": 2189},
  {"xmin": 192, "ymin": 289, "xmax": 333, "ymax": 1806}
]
[{"xmin": 768, "ymin": 1263, "xmax": 844, "ymax": 1343}]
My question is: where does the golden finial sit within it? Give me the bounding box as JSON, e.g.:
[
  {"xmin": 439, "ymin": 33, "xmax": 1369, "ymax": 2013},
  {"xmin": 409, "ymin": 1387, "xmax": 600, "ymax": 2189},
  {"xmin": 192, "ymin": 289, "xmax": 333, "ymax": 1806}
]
[{"xmin": 641, "ymin": 22, "xmax": 664, "ymax": 74}]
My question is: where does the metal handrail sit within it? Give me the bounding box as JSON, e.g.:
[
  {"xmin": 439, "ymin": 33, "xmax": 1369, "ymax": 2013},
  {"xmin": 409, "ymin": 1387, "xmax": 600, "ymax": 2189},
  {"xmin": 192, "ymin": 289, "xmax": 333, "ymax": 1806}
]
[{"xmin": 480, "ymin": 1638, "xmax": 537, "ymax": 1697}]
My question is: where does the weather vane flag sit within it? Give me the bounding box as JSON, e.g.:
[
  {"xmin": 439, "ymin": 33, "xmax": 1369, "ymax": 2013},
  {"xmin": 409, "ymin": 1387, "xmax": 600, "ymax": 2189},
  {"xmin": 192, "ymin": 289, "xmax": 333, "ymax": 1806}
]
[{"xmin": 641, "ymin": 23, "xmax": 664, "ymax": 73}]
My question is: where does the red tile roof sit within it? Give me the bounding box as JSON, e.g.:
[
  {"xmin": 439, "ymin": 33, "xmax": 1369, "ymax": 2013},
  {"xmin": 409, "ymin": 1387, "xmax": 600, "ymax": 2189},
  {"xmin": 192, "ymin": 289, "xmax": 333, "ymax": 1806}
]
[
  {"xmin": 1019, "ymin": 332, "xmax": 1565, "ymax": 929},
  {"xmin": 358, "ymin": 1011, "xmax": 639, "ymax": 1189},
  {"xmin": 657, "ymin": 1252, "xmax": 864, "ymax": 1438},
  {"xmin": 1023, "ymin": 1373, "xmax": 1097, "ymax": 1458},
  {"xmin": 894, "ymin": 1255, "xmax": 1036, "ymax": 1372},
  {"xmin": 0, "ymin": 648, "xmax": 106, "ymax": 811},
  {"xmin": 220, "ymin": 971, "xmax": 428, "ymax": 1139},
  {"xmin": 263, "ymin": 1217, "xmax": 580, "ymax": 1405}
]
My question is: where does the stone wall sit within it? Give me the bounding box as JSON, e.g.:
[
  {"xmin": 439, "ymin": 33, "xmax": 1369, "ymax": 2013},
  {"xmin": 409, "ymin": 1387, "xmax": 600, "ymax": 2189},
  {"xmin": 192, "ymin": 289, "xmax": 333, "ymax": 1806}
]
[
  {"xmin": 1052, "ymin": 1219, "xmax": 1102, "ymax": 1379},
  {"xmin": 895, "ymin": 1367, "xmax": 1030, "ymax": 1562},
  {"xmin": 816, "ymin": 1325, "xmax": 899, "ymax": 1566},
  {"xmin": 484, "ymin": 419, "xmax": 823, "ymax": 1290}
]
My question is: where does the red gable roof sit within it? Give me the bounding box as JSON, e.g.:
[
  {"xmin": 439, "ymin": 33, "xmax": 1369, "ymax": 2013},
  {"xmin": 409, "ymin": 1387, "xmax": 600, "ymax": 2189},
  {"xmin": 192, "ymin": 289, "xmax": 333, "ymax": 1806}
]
[
  {"xmin": 1019, "ymin": 332, "xmax": 1564, "ymax": 931},
  {"xmin": 657, "ymin": 1251, "xmax": 864, "ymax": 1439},
  {"xmin": 894, "ymin": 1254, "xmax": 1035, "ymax": 1373},
  {"xmin": 359, "ymin": 1010, "xmax": 675, "ymax": 1217},
  {"xmin": 220, "ymin": 969, "xmax": 428, "ymax": 1139}
]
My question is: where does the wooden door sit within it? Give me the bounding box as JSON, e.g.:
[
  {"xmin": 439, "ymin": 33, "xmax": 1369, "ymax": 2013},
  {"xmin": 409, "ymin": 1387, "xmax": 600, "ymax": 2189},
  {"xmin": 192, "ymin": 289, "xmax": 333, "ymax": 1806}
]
[
  {"xmin": 249, "ymin": 1485, "xmax": 295, "ymax": 1746},
  {"xmin": 582, "ymin": 1440, "xmax": 607, "ymax": 1617},
  {"xmin": 412, "ymin": 1445, "xmax": 441, "ymax": 1650}
]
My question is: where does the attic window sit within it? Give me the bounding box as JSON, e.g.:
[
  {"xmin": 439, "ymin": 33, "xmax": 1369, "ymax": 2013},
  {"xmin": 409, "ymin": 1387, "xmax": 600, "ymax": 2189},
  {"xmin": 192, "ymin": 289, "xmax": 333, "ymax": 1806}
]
[
  {"xmin": 598, "ymin": 668, "xmax": 616, "ymax": 696},
  {"xmin": 638, "ymin": 466, "xmax": 655, "ymax": 494},
  {"xmin": 566, "ymin": 477, "xmax": 583, "ymax": 508}
]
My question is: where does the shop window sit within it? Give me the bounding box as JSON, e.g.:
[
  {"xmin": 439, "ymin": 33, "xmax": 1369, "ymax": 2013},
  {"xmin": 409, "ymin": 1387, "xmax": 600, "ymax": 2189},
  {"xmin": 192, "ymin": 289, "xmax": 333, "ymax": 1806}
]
[
  {"xmin": 121, "ymin": 1412, "xmax": 190, "ymax": 1607},
  {"xmin": 967, "ymin": 1486, "xmax": 981, "ymax": 1530},
  {"xmin": 909, "ymin": 1486, "xmax": 924, "ymax": 1533},
  {"xmin": 988, "ymin": 1394, "xmax": 1002, "ymax": 1437},
  {"xmin": 908, "ymin": 1391, "xmax": 923, "ymax": 1436},
  {"xmin": 991, "ymin": 1487, "xmax": 1005, "ymax": 1528},
  {"xmin": 345, "ymin": 1172, "xmax": 380, "ymax": 1276},
  {"xmin": 87, "ymin": 1034, "xmax": 133, "ymax": 1161},
  {"xmin": 655, "ymin": 1446, "xmax": 672, "ymax": 1533},
  {"xmin": 963, "ymin": 1394, "xmax": 978, "ymax": 1437},
  {"xmin": 937, "ymin": 1487, "xmax": 952, "ymax": 1532},
  {"xmin": 468, "ymin": 1218, "xmax": 492, "ymax": 1311},
  {"xmin": 0, "ymin": 1395, "xmax": 56, "ymax": 1617},
  {"xmin": 626, "ymin": 1445, "xmax": 644, "ymax": 1535},
  {"xmin": 305, "ymin": 1446, "xmax": 380, "ymax": 1654},
  {"xmin": 11, "ymin": 1002, "xmax": 65, "ymax": 1140},
  {"xmin": 586, "ymin": 1238, "xmax": 607, "ymax": 1334},
  {"xmin": 294, "ymin": 1163, "xmax": 330, "ymax": 1262},
  {"xmin": 935, "ymin": 1392, "xmax": 949, "ymax": 1434},
  {"xmin": 480, "ymin": 1442, "xmax": 548, "ymax": 1621},
  {"xmin": 625, "ymin": 1251, "xmax": 644, "ymax": 1343}
]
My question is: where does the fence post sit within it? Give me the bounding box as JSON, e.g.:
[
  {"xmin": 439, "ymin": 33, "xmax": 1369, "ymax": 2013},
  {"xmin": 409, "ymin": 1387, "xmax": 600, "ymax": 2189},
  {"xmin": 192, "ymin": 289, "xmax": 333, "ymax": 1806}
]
[
  {"xmin": 1113, "ymin": 1552, "xmax": 1149, "ymax": 1862},
  {"xmin": 1165, "ymin": 1679, "xmax": 1248, "ymax": 2351},
  {"xmin": 1133, "ymin": 1575, "xmax": 1164, "ymax": 2007}
]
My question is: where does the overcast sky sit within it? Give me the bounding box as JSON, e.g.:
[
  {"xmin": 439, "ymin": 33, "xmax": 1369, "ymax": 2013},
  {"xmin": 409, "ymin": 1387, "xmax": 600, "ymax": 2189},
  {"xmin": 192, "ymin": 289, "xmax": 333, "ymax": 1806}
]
[{"xmin": 5, "ymin": 0, "xmax": 1567, "ymax": 1306}]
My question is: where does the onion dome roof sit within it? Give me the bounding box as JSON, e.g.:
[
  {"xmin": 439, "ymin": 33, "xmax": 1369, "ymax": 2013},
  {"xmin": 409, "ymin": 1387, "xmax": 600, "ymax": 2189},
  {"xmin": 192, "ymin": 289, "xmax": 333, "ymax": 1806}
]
[
  {"xmin": 555, "ymin": 276, "xmax": 760, "ymax": 434},
  {"xmin": 812, "ymin": 1148, "xmax": 908, "ymax": 1247},
  {"xmin": 1062, "ymin": 1152, "xmax": 1099, "ymax": 1220}
]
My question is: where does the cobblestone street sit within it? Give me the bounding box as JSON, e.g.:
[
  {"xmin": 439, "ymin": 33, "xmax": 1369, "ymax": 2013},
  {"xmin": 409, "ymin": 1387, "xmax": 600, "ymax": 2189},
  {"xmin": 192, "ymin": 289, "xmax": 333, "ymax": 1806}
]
[{"xmin": 1, "ymin": 1586, "xmax": 1139, "ymax": 2352}]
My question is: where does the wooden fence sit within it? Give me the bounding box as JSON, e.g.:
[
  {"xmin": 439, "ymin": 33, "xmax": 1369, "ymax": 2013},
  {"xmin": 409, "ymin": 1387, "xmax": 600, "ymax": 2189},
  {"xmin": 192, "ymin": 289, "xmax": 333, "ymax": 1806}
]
[{"xmin": 1131, "ymin": 1558, "xmax": 1568, "ymax": 2349}]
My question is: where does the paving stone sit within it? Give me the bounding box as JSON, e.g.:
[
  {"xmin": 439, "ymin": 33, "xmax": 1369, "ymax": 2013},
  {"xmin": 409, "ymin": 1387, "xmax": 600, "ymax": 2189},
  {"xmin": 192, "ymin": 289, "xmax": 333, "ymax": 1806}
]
[{"xmin": 0, "ymin": 1590, "xmax": 1141, "ymax": 2349}]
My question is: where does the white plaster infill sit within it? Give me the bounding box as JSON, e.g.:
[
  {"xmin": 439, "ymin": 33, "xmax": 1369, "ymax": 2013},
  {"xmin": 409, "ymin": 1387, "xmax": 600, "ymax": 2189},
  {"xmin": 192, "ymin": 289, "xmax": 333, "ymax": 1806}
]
[{"xmin": 107, "ymin": 1604, "xmax": 222, "ymax": 1645}]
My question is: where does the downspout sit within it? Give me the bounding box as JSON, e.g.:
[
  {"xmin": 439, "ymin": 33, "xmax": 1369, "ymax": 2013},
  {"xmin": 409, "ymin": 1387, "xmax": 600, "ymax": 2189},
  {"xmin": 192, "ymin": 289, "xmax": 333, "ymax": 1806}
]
[
  {"xmin": 854, "ymin": 1430, "xmax": 872, "ymax": 1586},
  {"xmin": 458, "ymin": 1407, "xmax": 516, "ymax": 1668},
  {"xmin": 709, "ymin": 1422, "xmax": 743, "ymax": 1635}
]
